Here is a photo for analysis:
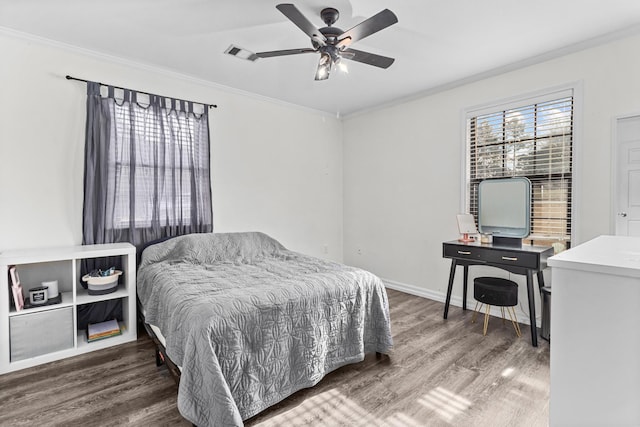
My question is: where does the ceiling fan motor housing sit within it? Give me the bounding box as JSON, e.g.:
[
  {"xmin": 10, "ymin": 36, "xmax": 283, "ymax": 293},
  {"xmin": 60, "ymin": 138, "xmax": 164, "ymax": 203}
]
[
  {"xmin": 320, "ymin": 8, "xmax": 339, "ymax": 26},
  {"xmin": 313, "ymin": 26, "xmax": 343, "ymax": 48}
]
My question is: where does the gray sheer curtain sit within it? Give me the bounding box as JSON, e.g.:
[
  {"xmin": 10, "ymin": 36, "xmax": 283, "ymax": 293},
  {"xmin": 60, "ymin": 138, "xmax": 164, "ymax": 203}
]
[{"xmin": 82, "ymin": 81, "xmax": 213, "ymax": 252}]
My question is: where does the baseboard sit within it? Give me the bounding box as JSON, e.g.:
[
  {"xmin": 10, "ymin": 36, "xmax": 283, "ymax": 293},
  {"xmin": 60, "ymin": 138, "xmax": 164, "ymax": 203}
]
[{"xmin": 381, "ymin": 277, "xmax": 541, "ymax": 328}]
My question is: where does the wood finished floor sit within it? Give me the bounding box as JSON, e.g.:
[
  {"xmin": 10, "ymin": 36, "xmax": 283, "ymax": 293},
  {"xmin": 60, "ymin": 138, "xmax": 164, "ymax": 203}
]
[{"xmin": 0, "ymin": 289, "xmax": 549, "ymax": 426}]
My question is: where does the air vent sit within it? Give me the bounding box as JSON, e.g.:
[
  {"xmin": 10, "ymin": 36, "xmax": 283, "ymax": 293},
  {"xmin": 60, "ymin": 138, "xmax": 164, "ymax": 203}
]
[{"xmin": 224, "ymin": 45, "xmax": 258, "ymax": 62}]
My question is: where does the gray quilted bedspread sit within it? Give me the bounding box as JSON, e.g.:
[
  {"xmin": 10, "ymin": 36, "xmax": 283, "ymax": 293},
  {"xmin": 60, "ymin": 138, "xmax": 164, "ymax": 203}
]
[{"xmin": 137, "ymin": 232, "xmax": 393, "ymax": 427}]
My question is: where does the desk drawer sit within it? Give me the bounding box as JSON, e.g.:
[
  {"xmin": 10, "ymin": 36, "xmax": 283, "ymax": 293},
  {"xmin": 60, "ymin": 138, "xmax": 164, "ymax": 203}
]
[
  {"xmin": 443, "ymin": 244, "xmax": 483, "ymax": 261},
  {"xmin": 484, "ymin": 249, "xmax": 539, "ymax": 269}
]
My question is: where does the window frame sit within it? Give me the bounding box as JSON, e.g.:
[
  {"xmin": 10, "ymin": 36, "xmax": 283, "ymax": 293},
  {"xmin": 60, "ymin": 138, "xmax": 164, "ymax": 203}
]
[{"xmin": 460, "ymin": 84, "xmax": 582, "ymax": 247}]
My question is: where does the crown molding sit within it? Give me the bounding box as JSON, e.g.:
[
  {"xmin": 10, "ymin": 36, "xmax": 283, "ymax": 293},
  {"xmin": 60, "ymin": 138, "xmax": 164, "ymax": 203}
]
[
  {"xmin": 344, "ymin": 23, "xmax": 640, "ymax": 120},
  {"xmin": 3, "ymin": 21, "xmax": 639, "ymax": 121},
  {"xmin": 0, "ymin": 26, "xmax": 338, "ymax": 120}
]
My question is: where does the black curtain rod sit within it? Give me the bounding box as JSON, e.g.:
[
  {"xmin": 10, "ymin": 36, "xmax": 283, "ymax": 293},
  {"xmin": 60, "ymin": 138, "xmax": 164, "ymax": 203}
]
[{"xmin": 65, "ymin": 75, "xmax": 218, "ymax": 109}]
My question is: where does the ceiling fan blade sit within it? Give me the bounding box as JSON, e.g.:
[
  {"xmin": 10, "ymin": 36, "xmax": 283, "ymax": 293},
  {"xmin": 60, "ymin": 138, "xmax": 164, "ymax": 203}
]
[
  {"xmin": 255, "ymin": 48, "xmax": 316, "ymax": 58},
  {"xmin": 341, "ymin": 48, "xmax": 395, "ymax": 69},
  {"xmin": 337, "ymin": 9, "xmax": 398, "ymax": 48},
  {"xmin": 276, "ymin": 3, "xmax": 327, "ymax": 45}
]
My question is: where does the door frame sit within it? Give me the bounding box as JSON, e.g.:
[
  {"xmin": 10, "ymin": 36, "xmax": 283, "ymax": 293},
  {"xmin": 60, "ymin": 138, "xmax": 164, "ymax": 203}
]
[{"xmin": 611, "ymin": 112, "xmax": 640, "ymax": 235}]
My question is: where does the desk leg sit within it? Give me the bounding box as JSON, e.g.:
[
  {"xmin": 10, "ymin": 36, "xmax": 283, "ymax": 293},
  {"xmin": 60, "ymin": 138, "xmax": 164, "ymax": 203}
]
[
  {"xmin": 463, "ymin": 265, "xmax": 469, "ymax": 311},
  {"xmin": 537, "ymin": 271, "xmax": 545, "ymax": 292},
  {"xmin": 526, "ymin": 270, "xmax": 538, "ymax": 347},
  {"xmin": 444, "ymin": 259, "xmax": 457, "ymax": 319}
]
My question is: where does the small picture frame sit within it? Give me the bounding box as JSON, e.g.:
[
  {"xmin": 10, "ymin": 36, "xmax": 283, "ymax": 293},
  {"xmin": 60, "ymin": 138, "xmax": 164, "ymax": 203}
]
[
  {"xmin": 456, "ymin": 214, "xmax": 478, "ymax": 242},
  {"xmin": 9, "ymin": 265, "xmax": 25, "ymax": 311}
]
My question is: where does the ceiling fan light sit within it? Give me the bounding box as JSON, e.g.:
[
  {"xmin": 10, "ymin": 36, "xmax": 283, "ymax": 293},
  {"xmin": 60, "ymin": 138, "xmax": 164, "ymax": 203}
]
[
  {"xmin": 315, "ymin": 64, "xmax": 330, "ymax": 80},
  {"xmin": 335, "ymin": 57, "xmax": 348, "ymax": 74},
  {"xmin": 315, "ymin": 52, "xmax": 332, "ymax": 80}
]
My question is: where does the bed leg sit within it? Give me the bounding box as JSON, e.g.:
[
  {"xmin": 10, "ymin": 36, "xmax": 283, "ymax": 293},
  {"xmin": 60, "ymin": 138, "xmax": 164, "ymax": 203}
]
[{"xmin": 156, "ymin": 347, "xmax": 164, "ymax": 366}]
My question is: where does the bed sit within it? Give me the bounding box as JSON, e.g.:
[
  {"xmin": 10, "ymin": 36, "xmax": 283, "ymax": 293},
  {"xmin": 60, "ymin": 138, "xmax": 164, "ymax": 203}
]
[{"xmin": 136, "ymin": 231, "xmax": 393, "ymax": 426}]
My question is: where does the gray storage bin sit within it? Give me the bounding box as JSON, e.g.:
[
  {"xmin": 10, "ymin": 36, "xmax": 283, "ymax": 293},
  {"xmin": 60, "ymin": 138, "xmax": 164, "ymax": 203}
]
[{"xmin": 10, "ymin": 307, "xmax": 74, "ymax": 362}]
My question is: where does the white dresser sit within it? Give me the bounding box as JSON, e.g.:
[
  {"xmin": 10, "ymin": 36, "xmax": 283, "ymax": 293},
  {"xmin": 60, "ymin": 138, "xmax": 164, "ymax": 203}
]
[{"xmin": 548, "ymin": 235, "xmax": 640, "ymax": 426}]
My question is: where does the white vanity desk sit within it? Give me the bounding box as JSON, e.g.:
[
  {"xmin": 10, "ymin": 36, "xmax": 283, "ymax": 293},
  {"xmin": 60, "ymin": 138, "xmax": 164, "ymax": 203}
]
[{"xmin": 548, "ymin": 235, "xmax": 640, "ymax": 426}]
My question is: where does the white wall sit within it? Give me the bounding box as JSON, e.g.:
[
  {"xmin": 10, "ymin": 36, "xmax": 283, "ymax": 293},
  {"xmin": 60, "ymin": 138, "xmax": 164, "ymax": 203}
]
[
  {"xmin": 3, "ymin": 28, "xmax": 640, "ymax": 324},
  {"xmin": 0, "ymin": 31, "xmax": 343, "ymax": 261},
  {"xmin": 342, "ymin": 33, "xmax": 640, "ymax": 322}
]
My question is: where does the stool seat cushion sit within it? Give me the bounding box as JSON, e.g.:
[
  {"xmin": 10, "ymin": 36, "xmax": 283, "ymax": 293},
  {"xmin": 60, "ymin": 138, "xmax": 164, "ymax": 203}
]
[{"xmin": 474, "ymin": 277, "xmax": 518, "ymax": 307}]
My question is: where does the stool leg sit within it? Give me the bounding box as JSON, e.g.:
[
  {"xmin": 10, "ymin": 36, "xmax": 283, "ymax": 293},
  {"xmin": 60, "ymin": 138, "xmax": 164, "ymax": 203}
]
[
  {"xmin": 501, "ymin": 307, "xmax": 506, "ymax": 325},
  {"xmin": 506, "ymin": 306, "xmax": 522, "ymax": 338},
  {"xmin": 472, "ymin": 302, "xmax": 481, "ymax": 324},
  {"xmin": 483, "ymin": 304, "xmax": 490, "ymax": 336}
]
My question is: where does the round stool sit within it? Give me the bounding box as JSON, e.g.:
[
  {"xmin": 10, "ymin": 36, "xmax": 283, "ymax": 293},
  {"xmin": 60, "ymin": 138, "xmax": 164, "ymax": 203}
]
[{"xmin": 472, "ymin": 277, "xmax": 521, "ymax": 337}]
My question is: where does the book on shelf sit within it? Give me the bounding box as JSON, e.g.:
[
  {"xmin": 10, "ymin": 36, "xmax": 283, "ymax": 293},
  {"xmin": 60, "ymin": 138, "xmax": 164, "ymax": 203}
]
[{"xmin": 87, "ymin": 319, "xmax": 122, "ymax": 342}]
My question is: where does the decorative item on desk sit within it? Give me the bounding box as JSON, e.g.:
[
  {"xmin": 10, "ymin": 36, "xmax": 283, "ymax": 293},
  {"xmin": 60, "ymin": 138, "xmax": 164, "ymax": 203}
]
[
  {"xmin": 552, "ymin": 241, "xmax": 566, "ymax": 254},
  {"xmin": 456, "ymin": 214, "xmax": 478, "ymax": 243},
  {"xmin": 480, "ymin": 233, "xmax": 493, "ymax": 244}
]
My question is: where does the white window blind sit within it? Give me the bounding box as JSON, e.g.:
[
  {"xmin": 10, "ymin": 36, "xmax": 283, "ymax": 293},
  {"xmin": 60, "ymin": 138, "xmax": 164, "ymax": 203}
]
[
  {"xmin": 108, "ymin": 98, "xmax": 211, "ymax": 231},
  {"xmin": 467, "ymin": 95, "xmax": 573, "ymax": 247}
]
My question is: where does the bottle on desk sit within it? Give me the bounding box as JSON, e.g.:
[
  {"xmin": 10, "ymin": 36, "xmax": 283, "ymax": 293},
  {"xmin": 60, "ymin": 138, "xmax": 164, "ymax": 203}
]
[{"xmin": 480, "ymin": 233, "xmax": 493, "ymax": 244}]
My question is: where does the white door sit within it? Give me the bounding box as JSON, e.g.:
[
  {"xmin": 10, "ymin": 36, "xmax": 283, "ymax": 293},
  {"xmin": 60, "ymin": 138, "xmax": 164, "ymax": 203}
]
[{"xmin": 615, "ymin": 115, "xmax": 640, "ymax": 236}]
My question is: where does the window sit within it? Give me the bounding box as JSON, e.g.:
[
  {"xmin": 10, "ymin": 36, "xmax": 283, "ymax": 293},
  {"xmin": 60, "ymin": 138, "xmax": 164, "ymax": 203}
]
[
  {"xmin": 109, "ymin": 101, "xmax": 211, "ymax": 230},
  {"xmin": 83, "ymin": 81, "xmax": 213, "ymax": 249},
  {"xmin": 465, "ymin": 90, "xmax": 574, "ymax": 248}
]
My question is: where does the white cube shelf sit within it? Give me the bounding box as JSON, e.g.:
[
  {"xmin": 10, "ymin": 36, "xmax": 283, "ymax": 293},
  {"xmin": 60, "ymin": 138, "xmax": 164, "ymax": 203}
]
[{"xmin": 0, "ymin": 243, "xmax": 137, "ymax": 374}]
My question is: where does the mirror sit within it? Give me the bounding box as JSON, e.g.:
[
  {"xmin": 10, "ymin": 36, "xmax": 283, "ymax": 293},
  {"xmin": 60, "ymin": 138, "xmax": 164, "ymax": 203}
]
[{"xmin": 478, "ymin": 177, "xmax": 531, "ymax": 245}]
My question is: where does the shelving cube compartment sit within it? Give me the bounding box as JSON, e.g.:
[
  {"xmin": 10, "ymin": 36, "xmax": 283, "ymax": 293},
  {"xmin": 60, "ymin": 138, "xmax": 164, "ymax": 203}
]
[{"xmin": 0, "ymin": 243, "xmax": 137, "ymax": 374}]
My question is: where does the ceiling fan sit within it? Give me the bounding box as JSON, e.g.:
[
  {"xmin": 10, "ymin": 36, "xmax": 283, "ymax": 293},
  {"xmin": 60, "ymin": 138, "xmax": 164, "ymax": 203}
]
[{"xmin": 250, "ymin": 3, "xmax": 398, "ymax": 81}]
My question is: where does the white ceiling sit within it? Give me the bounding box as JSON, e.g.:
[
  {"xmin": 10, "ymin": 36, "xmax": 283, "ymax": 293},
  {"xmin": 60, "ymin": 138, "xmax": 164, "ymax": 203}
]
[{"xmin": 2, "ymin": 0, "xmax": 640, "ymax": 116}]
